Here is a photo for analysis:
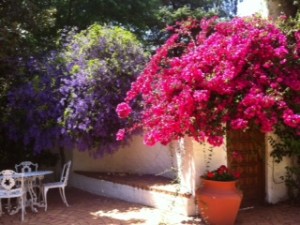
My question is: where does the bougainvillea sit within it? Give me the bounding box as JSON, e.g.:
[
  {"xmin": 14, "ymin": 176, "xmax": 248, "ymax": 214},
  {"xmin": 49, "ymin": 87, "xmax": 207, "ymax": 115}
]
[
  {"xmin": 59, "ymin": 24, "xmax": 148, "ymax": 157},
  {"xmin": 117, "ymin": 15, "xmax": 300, "ymax": 147}
]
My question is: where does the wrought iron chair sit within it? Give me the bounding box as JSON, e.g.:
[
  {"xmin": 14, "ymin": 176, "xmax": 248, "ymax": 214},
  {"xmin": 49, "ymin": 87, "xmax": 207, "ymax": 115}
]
[
  {"xmin": 0, "ymin": 170, "xmax": 26, "ymax": 221},
  {"xmin": 15, "ymin": 161, "xmax": 42, "ymax": 200},
  {"xmin": 42, "ymin": 161, "xmax": 72, "ymax": 211},
  {"xmin": 15, "ymin": 161, "xmax": 39, "ymax": 173}
]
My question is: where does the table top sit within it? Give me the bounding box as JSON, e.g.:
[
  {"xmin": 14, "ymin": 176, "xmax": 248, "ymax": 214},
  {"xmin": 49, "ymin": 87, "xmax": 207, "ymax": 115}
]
[
  {"xmin": 0, "ymin": 170, "xmax": 53, "ymax": 179},
  {"xmin": 22, "ymin": 170, "xmax": 53, "ymax": 177}
]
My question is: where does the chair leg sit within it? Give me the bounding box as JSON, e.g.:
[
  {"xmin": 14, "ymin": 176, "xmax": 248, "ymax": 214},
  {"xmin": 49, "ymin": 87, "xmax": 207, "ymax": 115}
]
[
  {"xmin": 43, "ymin": 187, "xmax": 49, "ymax": 211},
  {"xmin": 21, "ymin": 195, "xmax": 25, "ymax": 221},
  {"xmin": 7, "ymin": 198, "xmax": 11, "ymax": 211},
  {"xmin": 0, "ymin": 199, "xmax": 2, "ymax": 216},
  {"xmin": 59, "ymin": 187, "xmax": 69, "ymax": 207}
]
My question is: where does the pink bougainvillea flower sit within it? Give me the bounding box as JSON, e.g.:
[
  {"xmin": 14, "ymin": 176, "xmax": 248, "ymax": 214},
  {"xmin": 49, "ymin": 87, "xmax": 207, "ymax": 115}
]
[
  {"xmin": 230, "ymin": 119, "xmax": 248, "ymax": 130},
  {"xmin": 116, "ymin": 129, "xmax": 126, "ymax": 141},
  {"xmin": 207, "ymin": 136, "xmax": 224, "ymax": 147},
  {"xmin": 193, "ymin": 90, "xmax": 210, "ymax": 103},
  {"xmin": 116, "ymin": 102, "xmax": 132, "ymax": 119},
  {"xmin": 283, "ymin": 110, "xmax": 300, "ymax": 128},
  {"xmin": 144, "ymin": 132, "xmax": 156, "ymax": 146}
]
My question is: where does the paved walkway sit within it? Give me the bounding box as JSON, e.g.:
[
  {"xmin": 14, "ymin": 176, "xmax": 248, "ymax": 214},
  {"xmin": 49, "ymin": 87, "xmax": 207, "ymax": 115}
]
[{"xmin": 0, "ymin": 187, "xmax": 299, "ymax": 225}]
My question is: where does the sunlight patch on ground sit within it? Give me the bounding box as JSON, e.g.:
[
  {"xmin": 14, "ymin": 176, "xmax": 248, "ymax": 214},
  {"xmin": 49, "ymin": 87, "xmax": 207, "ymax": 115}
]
[{"xmin": 90, "ymin": 207, "xmax": 201, "ymax": 225}]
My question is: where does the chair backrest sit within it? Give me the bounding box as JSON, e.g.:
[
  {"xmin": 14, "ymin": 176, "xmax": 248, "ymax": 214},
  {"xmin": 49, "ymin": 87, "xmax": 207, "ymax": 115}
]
[
  {"xmin": 0, "ymin": 170, "xmax": 24, "ymax": 196},
  {"xmin": 15, "ymin": 161, "xmax": 38, "ymax": 173},
  {"xmin": 60, "ymin": 161, "xmax": 72, "ymax": 185}
]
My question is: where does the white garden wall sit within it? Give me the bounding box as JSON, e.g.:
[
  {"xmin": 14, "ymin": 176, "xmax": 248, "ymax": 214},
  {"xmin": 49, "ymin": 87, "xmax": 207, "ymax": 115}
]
[
  {"xmin": 70, "ymin": 134, "xmax": 227, "ymax": 196},
  {"xmin": 70, "ymin": 131, "xmax": 291, "ymax": 208},
  {"xmin": 265, "ymin": 133, "xmax": 290, "ymax": 203},
  {"xmin": 71, "ymin": 135, "xmax": 176, "ymax": 179}
]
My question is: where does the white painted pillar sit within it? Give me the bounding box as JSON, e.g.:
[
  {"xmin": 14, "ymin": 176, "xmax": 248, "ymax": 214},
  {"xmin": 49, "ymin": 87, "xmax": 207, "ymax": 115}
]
[
  {"xmin": 173, "ymin": 137, "xmax": 227, "ymax": 196},
  {"xmin": 265, "ymin": 133, "xmax": 290, "ymax": 203},
  {"xmin": 172, "ymin": 138, "xmax": 193, "ymax": 193}
]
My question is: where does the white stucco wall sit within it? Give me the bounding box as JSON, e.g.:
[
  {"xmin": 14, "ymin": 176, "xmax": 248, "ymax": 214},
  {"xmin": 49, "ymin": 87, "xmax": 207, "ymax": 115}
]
[
  {"xmin": 176, "ymin": 132, "xmax": 291, "ymax": 203},
  {"xmin": 71, "ymin": 135, "xmax": 176, "ymax": 178},
  {"xmin": 71, "ymin": 134, "xmax": 228, "ymax": 196},
  {"xmin": 265, "ymin": 133, "xmax": 290, "ymax": 203},
  {"xmin": 70, "ymin": 131, "xmax": 291, "ymax": 204}
]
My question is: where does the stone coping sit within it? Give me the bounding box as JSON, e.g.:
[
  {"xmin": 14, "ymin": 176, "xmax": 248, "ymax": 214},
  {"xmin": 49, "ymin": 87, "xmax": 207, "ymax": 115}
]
[{"xmin": 74, "ymin": 171, "xmax": 192, "ymax": 198}]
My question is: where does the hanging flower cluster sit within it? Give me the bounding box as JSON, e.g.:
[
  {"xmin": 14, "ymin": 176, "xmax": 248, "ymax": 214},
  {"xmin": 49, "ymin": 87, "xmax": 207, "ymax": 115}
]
[{"xmin": 117, "ymin": 15, "xmax": 300, "ymax": 147}]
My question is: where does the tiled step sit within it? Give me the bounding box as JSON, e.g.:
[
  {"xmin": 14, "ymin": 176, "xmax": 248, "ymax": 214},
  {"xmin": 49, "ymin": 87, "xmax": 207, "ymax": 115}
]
[{"xmin": 70, "ymin": 171, "xmax": 197, "ymax": 216}]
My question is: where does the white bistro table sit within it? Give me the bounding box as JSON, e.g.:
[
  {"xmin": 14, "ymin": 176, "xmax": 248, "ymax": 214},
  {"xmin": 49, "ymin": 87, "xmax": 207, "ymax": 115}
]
[{"xmin": 9, "ymin": 170, "xmax": 53, "ymax": 214}]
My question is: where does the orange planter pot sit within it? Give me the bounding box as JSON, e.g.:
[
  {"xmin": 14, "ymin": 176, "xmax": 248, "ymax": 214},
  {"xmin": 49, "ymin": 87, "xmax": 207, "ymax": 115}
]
[{"xmin": 196, "ymin": 179, "xmax": 243, "ymax": 225}]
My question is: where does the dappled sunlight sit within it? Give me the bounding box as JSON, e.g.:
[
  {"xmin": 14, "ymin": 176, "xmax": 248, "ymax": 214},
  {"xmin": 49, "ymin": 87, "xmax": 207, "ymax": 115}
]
[
  {"xmin": 73, "ymin": 171, "xmax": 199, "ymax": 224},
  {"xmin": 90, "ymin": 206, "xmax": 199, "ymax": 224},
  {"xmin": 90, "ymin": 207, "xmax": 163, "ymax": 224}
]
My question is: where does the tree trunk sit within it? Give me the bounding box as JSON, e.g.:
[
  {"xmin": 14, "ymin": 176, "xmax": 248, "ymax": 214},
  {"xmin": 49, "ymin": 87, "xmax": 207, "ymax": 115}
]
[{"xmin": 266, "ymin": 0, "xmax": 298, "ymax": 18}]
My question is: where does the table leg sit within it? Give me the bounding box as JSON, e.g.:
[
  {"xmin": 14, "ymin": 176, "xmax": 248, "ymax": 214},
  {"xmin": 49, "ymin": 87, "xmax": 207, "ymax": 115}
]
[
  {"xmin": 10, "ymin": 178, "xmax": 38, "ymax": 214},
  {"xmin": 26, "ymin": 178, "xmax": 38, "ymax": 212}
]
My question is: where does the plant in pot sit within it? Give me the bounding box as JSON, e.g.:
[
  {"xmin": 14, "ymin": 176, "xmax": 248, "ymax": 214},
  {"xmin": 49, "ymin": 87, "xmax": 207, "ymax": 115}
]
[{"xmin": 197, "ymin": 165, "xmax": 242, "ymax": 225}]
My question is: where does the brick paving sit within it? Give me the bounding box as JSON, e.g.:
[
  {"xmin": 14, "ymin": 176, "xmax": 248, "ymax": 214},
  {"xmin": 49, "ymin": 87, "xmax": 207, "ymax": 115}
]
[{"xmin": 0, "ymin": 187, "xmax": 299, "ymax": 225}]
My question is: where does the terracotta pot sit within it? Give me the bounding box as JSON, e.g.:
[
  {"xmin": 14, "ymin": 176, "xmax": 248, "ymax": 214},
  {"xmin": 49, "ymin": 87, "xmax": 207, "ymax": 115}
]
[{"xmin": 196, "ymin": 179, "xmax": 243, "ymax": 225}]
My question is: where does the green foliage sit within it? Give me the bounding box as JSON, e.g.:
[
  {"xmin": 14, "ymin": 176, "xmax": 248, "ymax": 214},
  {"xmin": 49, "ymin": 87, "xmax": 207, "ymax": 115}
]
[
  {"xmin": 269, "ymin": 124, "xmax": 300, "ymax": 203},
  {"xmin": 270, "ymin": 125, "xmax": 300, "ymax": 163},
  {"xmin": 157, "ymin": 0, "xmax": 237, "ymax": 25},
  {"xmin": 73, "ymin": 24, "xmax": 140, "ymax": 48},
  {"xmin": 157, "ymin": 5, "xmax": 215, "ymax": 25},
  {"xmin": 284, "ymin": 165, "xmax": 300, "ymax": 202},
  {"xmin": 277, "ymin": 11, "xmax": 300, "ymax": 37},
  {"xmin": 0, "ymin": 135, "xmax": 58, "ymax": 171},
  {"xmin": 268, "ymin": 0, "xmax": 299, "ymax": 17},
  {"xmin": 0, "ymin": 0, "xmax": 58, "ymax": 57},
  {"xmin": 53, "ymin": 0, "xmax": 161, "ymax": 36},
  {"xmin": 0, "ymin": 0, "xmax": 59, "ymax": 118},
  {"xmin": 147, "ymin": 0, "xmax": 238, "ymax": 49}
]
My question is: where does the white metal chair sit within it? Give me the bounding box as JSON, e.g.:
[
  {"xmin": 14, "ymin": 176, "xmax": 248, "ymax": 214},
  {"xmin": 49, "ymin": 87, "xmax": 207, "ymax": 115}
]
[
  {"xmin": 0, "ymin": 170, "xmax": 26, "ymax": 221},
  {"xmin": 15, "ymin": 161, "xmax": 39, "ymax": 173},
  {"xmin": 15, "ymin": 161, "xmax": 42, "ymax": 200},
  {"xmin": 42, "ymin": 161, "xmax": 72, "ymax": 211}
]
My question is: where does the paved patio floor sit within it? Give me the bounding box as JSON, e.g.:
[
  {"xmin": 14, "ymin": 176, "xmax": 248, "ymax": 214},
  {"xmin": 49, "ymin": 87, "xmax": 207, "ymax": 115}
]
[{"xmin": 0, "ymin": 187, "xmax": 299, "ymax": 225}]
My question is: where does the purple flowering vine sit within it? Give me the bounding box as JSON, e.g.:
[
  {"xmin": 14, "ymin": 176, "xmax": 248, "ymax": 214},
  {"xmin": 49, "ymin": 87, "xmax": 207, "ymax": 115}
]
[{"xmin": 59, "ymin": 24, "xmax": 148, "ymax": 157}]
